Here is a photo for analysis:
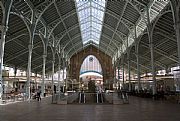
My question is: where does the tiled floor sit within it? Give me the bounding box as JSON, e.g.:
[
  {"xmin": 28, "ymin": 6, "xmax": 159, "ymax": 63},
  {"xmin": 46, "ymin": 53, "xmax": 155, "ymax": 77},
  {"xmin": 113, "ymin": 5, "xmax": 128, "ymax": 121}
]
[{"xmin": 0, "ymin": 96, "xmax": 180, "ymax": 121}]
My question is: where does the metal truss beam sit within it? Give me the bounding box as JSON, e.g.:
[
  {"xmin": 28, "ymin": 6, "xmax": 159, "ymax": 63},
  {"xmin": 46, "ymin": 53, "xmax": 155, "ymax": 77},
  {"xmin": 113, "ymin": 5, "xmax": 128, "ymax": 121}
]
[
  {"xmin": 20, "ymin": 55, "xmax": 44, "ymax": 67},
  {"xmin": 155, "ymin": 32, "xmax": 176, "ymax": 42},
  {"xmin": 68, "ymin": 43, "xmax": 113, "ymax": 59},
  {"xmin": 105, "ymin": 1, "xmax": 128, "ymax": 55},
  {"xmin": 47, "ymin": 9, "xmax": 77, "ymax": 38},
  {"xmin": 5, "ymin": 41, "xmax": 42, "ymax": 62},
  {"xmin": 5, "ymin": 33, "xmax": 28, "ymax": 44},
  {"xmin": 83, "ymin": 25, "xmax": 120, "ymax": 48},
  {"xmin": 66, "ymin": 38, "xmax": 114, "ymax": 58},
  {"xmin": 141, "ymin": 41, "xmax": 178, "ymax": 63},
  {"xmin": 130, "ymin": 59, "xmax": 151, "ymax": 71},
  {"xmin": 55, "ymin": 23, "xmax": 79, "ymax": 39},
  {"xmin": 154, "ymin": 33, "xmax": 176, "ymax": 48},
  {"xmin": 54, "ymin": 22, "xmax": 123, "ymax": 49},
  {"xmin": 54, "ymin": 2, "xmax": 77, "ymax": 55},
  {"xmin": 63, "ymin": 30, "xmax": 116, "ymax": 57},
  {"xmin": 38, "ymin": 62, "xmax": 59, "ymax": 74},
  {"xmin": 137, "ymin": 53, "xmax": 166, "ymax": 69},
  {"xmin": 32, "ymin": 60, "xmax": 52, "ymax": 70},
  {"xmin": 123, "ymin": 62, "xmax": 146, "ymax": 74}
]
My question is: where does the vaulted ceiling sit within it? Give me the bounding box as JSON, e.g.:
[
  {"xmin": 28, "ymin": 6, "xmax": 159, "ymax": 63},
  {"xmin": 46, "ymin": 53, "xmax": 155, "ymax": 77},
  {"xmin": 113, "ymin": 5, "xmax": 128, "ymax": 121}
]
[{"xmin": 0, "ymin": 0, "xmax": 178, "ymax": 74}]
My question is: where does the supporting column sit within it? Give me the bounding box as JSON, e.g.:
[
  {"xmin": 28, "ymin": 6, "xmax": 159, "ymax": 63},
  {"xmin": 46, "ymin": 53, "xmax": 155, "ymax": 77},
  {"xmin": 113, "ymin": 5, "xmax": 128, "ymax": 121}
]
[
  {"xmin": 127, "ymin": 58, "xmax": 131, "ymax": 91},
  {"xmin": 174, "ymin": 5, "xmax": 180, "ymax": 66},
  {"xmin": 127, "ymin": 51, "xmax": 131, "ymax": 92},
  {"xmin": 26, "ymin": 44, "xmax": 33, "ymax": 99},
  {"xmin": 0, "ymin": 0, "xmax": 13, "ymax": 99},
  {"xmin": 150, "ymin": 43, "xmax": 156, "ymax": 95},
  {"xmin": 136, "ymin": 45, "xmax": 141, "ymax": 92},
  {"xmin": 14, "ymin": 66, "xmax": 18, "ymax": 90},
  {"xmin": 135, "ymin": 25, "xmax": 141, "ymax": 92},
  {"xmin": 58, "ymin": 64, "xmax": 61, "ymax": 102},
  {"xmin": 63, "ymin": 67, "xmax": 65, "ymax": 92},
  {"xmin": 117, "ymin": 65, "xmax": 120, "ymax": 90},
  {"xmin": 147, "ymin": 7, "xmax": 156, "ymax": 95},
  {"xmin": 114, "ymin": 62, "xmax": 116, "ymax": 88},
  {"xmin": 118, "ymin": 64, "xmax": 120, "ymax": 86},
  {"xmin": 51, "ymin": 60, "xmax": 55, "ymax": 102},
  {"xmin": 118, "ymin": 65, "xmax": 120, "ymax": 80},
  {"xmin": 41, "ymin": 54, "xmax": 46, "ymax": 97},
  {"xmin": 26, "ymin": 11, "xmax": 36, "ymax": 100},
  {"xmin": 176, "ymin": 23, "xmax": 180, "ymax": 66},
  {"xmin": 170, "ymin": 2, "xmax": 180, "ymax": 93},
  {"xmin": 122, "ymin": 63, "xmax": 125, "ymax": 89},
  {"xmin": 58, "ymin": 65, "xmax": 61, "ymax": 92},
  {"xmin": 62, "ymin": 50, "xmax": 66, "ymax": 92},
  {"xmin": 65, "ymin": 63, "xmax": 68, "ymax": 92}
]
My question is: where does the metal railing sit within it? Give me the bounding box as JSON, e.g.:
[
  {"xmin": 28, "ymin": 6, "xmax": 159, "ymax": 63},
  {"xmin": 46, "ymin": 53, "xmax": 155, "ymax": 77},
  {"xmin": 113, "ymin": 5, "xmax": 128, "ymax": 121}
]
[
  {"xmin": 79, "ymin": 92, "xmax": 85, "ymax": 103},
  {"xmin": 79, "ymin": 92, "xmax": 104, "ymax": 104},
  {"xmin": 51, "ymin": 91, "xmax": 129, "ymax": 104},
  {"xmin": 52, "ymin": 92, "xmax": 79, "ymax": 104}
]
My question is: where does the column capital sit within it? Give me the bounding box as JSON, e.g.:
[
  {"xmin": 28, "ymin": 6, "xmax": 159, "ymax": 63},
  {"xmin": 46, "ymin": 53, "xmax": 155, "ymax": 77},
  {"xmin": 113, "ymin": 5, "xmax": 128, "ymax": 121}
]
[
  {"xmin": 149, "ymin": 42, "xmax": 154, "ymax": 47},
  {"xmin": 174, "ymin": 21, "xmax": 180, "ymax": 28},
  {"xmin": 1, "ymin": 24, "xmax": 8, "ymax": 30},
  {"xmin": 42, "ymin": 54, "xmax": 47, "ymax": 58},
  {"xmin": 28, "ymin": 44, "xmax": 33, "ymax": 49},
  {"xmin": 0, "ymin": 25, "xmax": 8, "ymax": 35},
  {"xmin": 52, "ymin": 60, "xmax": 55, "ymax": 63},
  {"xmin": 176, "ymin": 21, "xmax": 180, "ymax": 25}
]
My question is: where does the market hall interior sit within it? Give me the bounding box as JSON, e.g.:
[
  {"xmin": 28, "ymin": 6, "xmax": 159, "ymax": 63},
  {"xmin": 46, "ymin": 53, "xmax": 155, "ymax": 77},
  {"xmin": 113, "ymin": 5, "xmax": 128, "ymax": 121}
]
[{"xmin": 0, "ymin": 0, "xmax": 180, "ymax": 121}]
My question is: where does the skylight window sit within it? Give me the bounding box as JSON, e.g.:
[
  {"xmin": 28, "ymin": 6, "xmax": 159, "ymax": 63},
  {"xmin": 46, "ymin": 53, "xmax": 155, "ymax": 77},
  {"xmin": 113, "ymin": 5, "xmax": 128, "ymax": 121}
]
[{"xmin": 75, "ymin": 0, "xmax": 106, "ymax": 44}]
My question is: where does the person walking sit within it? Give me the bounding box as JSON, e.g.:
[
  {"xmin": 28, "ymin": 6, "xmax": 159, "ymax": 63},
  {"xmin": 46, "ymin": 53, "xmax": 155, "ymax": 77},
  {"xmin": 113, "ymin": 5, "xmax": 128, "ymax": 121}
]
[{"xmin": 37, "ymin": 89, "xmax": 41, "ymax": 101}]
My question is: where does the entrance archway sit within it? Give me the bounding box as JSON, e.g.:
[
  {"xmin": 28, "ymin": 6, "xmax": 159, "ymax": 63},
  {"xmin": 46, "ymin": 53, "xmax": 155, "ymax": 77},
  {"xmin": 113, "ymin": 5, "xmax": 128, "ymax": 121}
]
[
  {"xmin": 69, "ymin": 45, "xmax": 114, "ymax": 89},
  {"xmin": 80, "ymin": 55, "xmax": 103, "ymax": 91}
]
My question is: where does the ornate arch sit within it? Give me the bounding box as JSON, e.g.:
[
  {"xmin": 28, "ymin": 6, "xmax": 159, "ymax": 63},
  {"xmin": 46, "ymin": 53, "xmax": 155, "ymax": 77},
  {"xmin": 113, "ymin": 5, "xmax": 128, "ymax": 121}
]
[{"xmin": 69, "ymin": 45, "xmax": 114, "ymax": 89}]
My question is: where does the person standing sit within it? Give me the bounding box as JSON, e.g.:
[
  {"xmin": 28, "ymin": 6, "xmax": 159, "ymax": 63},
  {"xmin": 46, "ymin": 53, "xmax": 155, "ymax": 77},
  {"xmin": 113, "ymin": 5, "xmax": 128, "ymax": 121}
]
[{"xmin": 37, "ymin": 89, "xmax": 41, "ymax": 101}]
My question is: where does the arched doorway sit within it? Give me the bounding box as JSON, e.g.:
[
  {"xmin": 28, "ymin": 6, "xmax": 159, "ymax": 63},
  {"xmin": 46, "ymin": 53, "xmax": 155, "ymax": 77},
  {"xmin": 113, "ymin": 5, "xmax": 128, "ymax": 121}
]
[
  {"xmin": 79, "ymin": 55, "xmax": 103, "ymax": 92},
  {"xmin": 69, "ymin": 45, "xmax": 114, "ymax": 90}
]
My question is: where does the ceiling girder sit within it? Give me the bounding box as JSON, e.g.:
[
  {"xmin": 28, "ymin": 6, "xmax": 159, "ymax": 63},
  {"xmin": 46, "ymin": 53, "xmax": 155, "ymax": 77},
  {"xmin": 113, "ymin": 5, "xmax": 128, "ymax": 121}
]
[
  {"xmin": 54, "ymin": 2, "xmax": 77, "ymax": 55},
  {"xmin": 21, "ymin": 55, "xmax": 43, "ymax": 67},
  {"xmin": 130, "ymin": 59, "xmax": 151, "ymax": 70},
  {"xmin": 137, "ymin": 54, "xmax": 166, "ymax": 69},
  {"xmin": 6, "ymin": 33, "xmax": 28, "ymax": 44},
  {"xmin": 105, "ymin": 1, "xmax": 128, "ymax": 55},
  {"xmin": 140, "ymin": 41, "xmax": 178, "ymax": 63},
  {"xmin": 5, "ymin": 41, "xmax": 42, "ymax": 62}
]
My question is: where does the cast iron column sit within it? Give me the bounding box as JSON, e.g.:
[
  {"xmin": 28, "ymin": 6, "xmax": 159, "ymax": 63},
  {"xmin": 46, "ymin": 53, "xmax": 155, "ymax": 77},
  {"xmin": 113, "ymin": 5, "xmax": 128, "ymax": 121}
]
[
  {"xmin": 127, "ymin": 57, "xmax": 131, "ymax": 91},
  {"xmin": 0, "ymin": 0, "xmax": 13, "ymax": 99},
  {"xmin": 147, "ymin": 7, "xmax": 156, "ymax": 95},
  {"xmin": 41, "ymin": 54, "xmax": 46, "ymax": 97},
  {"xmin": 122, "ymin": 63, "xmax": 125, "ymax": 89},
  {"xmin": 58, "ymin": 65, "xmax": 61, "ymax": 92},
  {"xmin": 136, "ymin": 44, "xmax": 141, "ymax": 92},
  {"xmin": 174, "ymin": 4, "xmax": 180, "ymax": 66},
  {"xmin": 26, "ymin": 11, "xmax": 36, "ymax": 100},
  {"xmin": 51, "ymin": 60, "xmax": 55, "ymax": 103},
  {"xmin": 117, "ymin": 64, "xmax": 120, "ymax": 90}
]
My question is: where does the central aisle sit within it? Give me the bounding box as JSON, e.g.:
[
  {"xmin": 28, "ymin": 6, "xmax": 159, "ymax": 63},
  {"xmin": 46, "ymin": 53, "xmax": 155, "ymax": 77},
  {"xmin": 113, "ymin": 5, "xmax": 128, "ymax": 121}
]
[{"xmin": 0, "ymin": 96, "xmax": 180, "ymax": 121}]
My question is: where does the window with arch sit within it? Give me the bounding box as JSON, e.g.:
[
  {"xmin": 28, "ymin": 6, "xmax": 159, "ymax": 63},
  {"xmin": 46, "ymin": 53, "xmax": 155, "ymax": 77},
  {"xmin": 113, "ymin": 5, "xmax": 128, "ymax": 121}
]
[{"xmin": 80, "ymin": 55, "xmax": 102, "ymax": 75}]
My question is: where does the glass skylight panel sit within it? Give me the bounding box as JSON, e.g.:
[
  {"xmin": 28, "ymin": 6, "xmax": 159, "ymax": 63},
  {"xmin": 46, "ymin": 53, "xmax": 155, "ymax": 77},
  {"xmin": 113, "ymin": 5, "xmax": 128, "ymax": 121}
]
[{"xmin": 76, "ymin": 0, "xmax": 106, "ymax": 44}]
